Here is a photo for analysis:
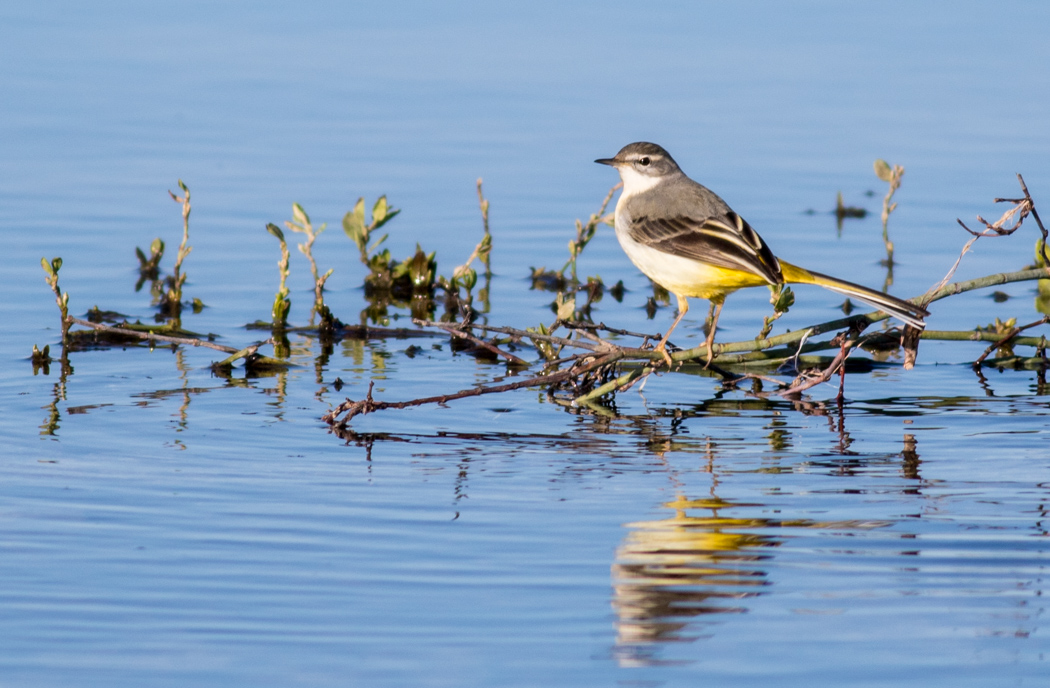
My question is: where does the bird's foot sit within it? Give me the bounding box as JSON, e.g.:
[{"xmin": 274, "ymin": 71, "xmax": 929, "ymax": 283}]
[{"xmin": 702, "ymin": 336, "xmax": 718, "ymax": 369}]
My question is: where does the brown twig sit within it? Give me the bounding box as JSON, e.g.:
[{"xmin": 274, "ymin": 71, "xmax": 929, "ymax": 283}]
[
  {"xmin": 776, "ymin": 333, "xmax": 855, "ymax": 399},
  {"xmin": 926, "ymin": 174, "xmax": 1048, "ymax": 306},
  {"xmin": 414, "ymin": 319, "xmax": 606, "ymax": 353},
  {"xmin": 957, "ymin": 173, "xmax": 1044, "ymax": 251},
  {"xmin": 428, "ymin": 321, "xmax": 530, "ymax": 365},
  {"xmin": 922, "ymin": 233, "xmax": 985, "ymax": 305},
  {"xmin": 67, "ymin": 317, "xmax": 291, "ymax": 370},
  {"xmin": 323, "ymin": 351, "xmax": 623, "ymax": 427},
  {"xmin": 278, "ymin": 323, "xmax": 442, "ymax": 340},
  {"xmin": 562, "ymin": 320, "xmax": 661, "ymax": 341},
  {"xmin": 1017, "ymin": 174, "xmax": 1050, "ymax": 266},
  {"xmin": 69, "ymin": 317, "xmax": 238, "ymax": 353},
  {"xmin": 972, "ymin": 316, "xmax": 1050, "ymax": 369}
]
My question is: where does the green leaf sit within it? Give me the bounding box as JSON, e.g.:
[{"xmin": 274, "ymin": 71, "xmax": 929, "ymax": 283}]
[
  {"xmin": 405, "ymin": 245, "xmax": 435, "ymax": 288},
  {"xmin": 527, "ymin": 323, "xmax": 550, "ymax": 336},
  {"xmin": 292, "ymin": 203, "xmax": 309, "ymax": 228},
  {"xmin": 1035, "ymin": 240, "xmax": 1048, "ymax": 268},
  {"xmin": 459, "ymin": 267, "xmax": 477, "ymax": 291},
  {"xmin": 271, "ymin": 294, "xmax": 291, "ymax": 324},
  {"xmin": 373, "ymin": 207, "xmax": 400, "ymax": 231},
  {"xmin": 343, "ymin": 198, "xmax": 367, "ymax": 248},
  {"xmin": 874, "ymin": 159, "xmax": 893, "ymax": 182},
  {"xmin": 51, "ymin": 257, "xmax": 63, "ymax": 273},
  {"xmin": 266, "ymin": 223, "xmax": 285, "ymax": 242},
  {"xmin": 151, "ymin": 238, "xmax": 164, "ymax": 255},
  {"xmin": 41, "ymin": 257, "xmax": 53, "ymax": 277},
  {"xmin": 372, "ymin": 196, "xmax": 388, "ymax": 226},
  {"xmin": 367, "ymin": 234, "xmax": 389, "ymax": 254},
  {"xmin": 556, "ymin": 295, "xmax": 575, "ymax": 321},
  {"xmin": 773, "ymin": 286, "xmax": 795, "ymax": 312}
]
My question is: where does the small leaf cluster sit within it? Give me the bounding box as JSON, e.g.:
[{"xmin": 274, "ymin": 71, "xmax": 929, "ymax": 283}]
[
  {"xmin": 135, "ymin": 238, "xmax": 165, "ymax": 287},
  {"xmin": 343, "ymin": 196, "xmax": 401, "ymax": 265},
  {"xmin": 977, "ymin": 316, "xmax": 1018, "ymax": 357},
  {"xmin": 40, "ymin": 256, "xmax": 70, "ymax": 346},
  {"xmin": 874, "ymin": 159, "xmax": 904, "ymax": 268},
  {"xmin": 164, "ymin": 179, "xmax": 194, "ymax": 321},
  {"xmin": 285, "ymin": 203, "xmax": 336, "ymax": 327},
  {"xmin": 757, "ymin": 285, "xmax": 795, "ymax": 340},
  {"xmin": 266, "ymin": 223, "xmax": 292, "ymax": 329}
]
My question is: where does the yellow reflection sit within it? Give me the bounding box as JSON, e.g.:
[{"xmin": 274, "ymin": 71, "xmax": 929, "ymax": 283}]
[
  {"xmin": 612, "ymin": 493, "xmax": 889, "ymax": 665},
  {"xmin": 612, "ymin": 494, "xmax": 775, "ymax": 659}
]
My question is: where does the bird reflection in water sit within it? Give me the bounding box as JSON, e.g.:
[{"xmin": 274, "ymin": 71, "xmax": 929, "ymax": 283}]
[
  {"xmin": 611, "ymin": 494, "xmax": 778, "ymax": 665},
  {"xmin": 611, "ymin": 490, "xmax": 893, "ymax": 665}
]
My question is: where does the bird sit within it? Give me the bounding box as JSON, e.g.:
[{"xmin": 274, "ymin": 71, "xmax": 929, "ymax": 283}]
[{"xmin": 595, "ymin": 142, "xmax": 928, "ymax": 366}]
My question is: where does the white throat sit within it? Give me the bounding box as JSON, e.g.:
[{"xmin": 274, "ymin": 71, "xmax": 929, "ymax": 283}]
[{"xmin": 616, "ymin": 166, "xmax": 667, "ymax": 201}]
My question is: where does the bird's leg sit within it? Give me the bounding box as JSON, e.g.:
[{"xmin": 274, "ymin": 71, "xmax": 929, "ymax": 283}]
[
  {"xmin": 654, "ymin": 294, "xmax": 689, "ymax": 367},
  {"xmin": 703, "ymin": 298, "xmax": 725, "ymax": 367}
]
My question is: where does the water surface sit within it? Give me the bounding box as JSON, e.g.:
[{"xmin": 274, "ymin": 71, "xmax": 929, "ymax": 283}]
[{"xmin": 2, "ymin": 2, "xmax": 1050, "ymax": 686}]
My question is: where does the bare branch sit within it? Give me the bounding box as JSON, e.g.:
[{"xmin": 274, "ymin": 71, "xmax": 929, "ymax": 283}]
[
  {"xmin": 323, "ymin": 351, "xmax": 623, "ymax": 428},
  {"xmin": 972, "ymin": 316, "xmax": 1050, "ymax": 369},
  {"xmin": 69, "ymin": 317, "xmax": 238, "ymax": 353},
  {"xmin": 426, "ymin": 321, "xmax": 530, "ymax": 365}
]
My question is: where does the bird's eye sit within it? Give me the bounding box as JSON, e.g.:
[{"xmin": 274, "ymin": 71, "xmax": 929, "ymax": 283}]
[{"xmin": 639, "ymin": 157, "xmax": 651, "ymax": 166}]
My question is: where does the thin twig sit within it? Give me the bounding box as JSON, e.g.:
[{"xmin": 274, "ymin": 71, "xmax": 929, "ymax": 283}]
[
  {"xmin": 921, "ymin": 232, "xmax": 984, "ymax": 305},
  {"xmin": 323, "ymin": 351, "xmax": 623, "ymax": 427},
  {"xmin": 69, "ymin": 317, "xmax": 238, "ymax": 353},
  {"xmin": 428, "ymin": 322, "xmax": 530, "ymax": 365},
  {"xmin": 414, "ymin": 319, "xmax": 606, "ymax": 352},
  {"xmin": 777, "ymin": 333, "xmax": 854, "ymax": 398},
  {"xmin": 920, "ymin": 329, "xmax": 1049, "ymax": 347},
  {"xmin": 572, "ymin": 365, "xmax": 653, "ymax": 405},
  {"xmin": 922, "ymin": 267, "xmax": 1049, "ymax": 305},
  {"xmin": 1017, "ymin": 174, "xmax": 1050, "ymax": 267},
  {"xmin": 67, "ymin": 317, "xmax": 290, "ymax": 370},
  {"xmin": 283, "ymin": 323, "xmax": 442, "ymax": 339},
  {"xmin": 972, "ymin": 316, "xmax": 1050, "ymax": 369},
  {"xmin": 565, "ymin": 321, "xmax": 661, "ymax": 340},
  {"xmin": 476, "ymin": 178, "xmax": 490, "ymax": 239},
  {"xmin": 924, "ymin": 174, "xmax": 1048, "ymax": 305}
]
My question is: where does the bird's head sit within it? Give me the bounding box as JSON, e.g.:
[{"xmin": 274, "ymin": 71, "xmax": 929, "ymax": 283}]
[{"xmin": 595, "ymin": 142, "xmax": 682, "ymax": 194}]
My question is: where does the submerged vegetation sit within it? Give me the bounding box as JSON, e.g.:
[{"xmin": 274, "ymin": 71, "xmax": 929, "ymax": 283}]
[{"xmin": 32, "ymin": 165, "xmax": 1050, "ymax": 435}]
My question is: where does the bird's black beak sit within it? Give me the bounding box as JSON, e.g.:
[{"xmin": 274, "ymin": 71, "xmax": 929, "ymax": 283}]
[{"xmin": 594, "ymin": 157, "xmax": 617, "ymax": 166}]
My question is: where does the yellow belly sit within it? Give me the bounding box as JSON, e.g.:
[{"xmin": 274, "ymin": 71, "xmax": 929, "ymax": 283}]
[{"xmin": 616, "ymin": 232, "xmax": 771, "ymax": 300}]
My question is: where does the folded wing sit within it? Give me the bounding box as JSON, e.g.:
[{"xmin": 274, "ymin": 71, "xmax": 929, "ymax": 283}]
[{"xmin": 627, "ymin": 210, "xmax": 784, "ymax": 286}]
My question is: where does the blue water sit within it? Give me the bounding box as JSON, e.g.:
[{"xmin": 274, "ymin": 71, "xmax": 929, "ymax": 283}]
[{"xmin": 2, "ymin": 2, "xmax": 1050, "ymax": 686}]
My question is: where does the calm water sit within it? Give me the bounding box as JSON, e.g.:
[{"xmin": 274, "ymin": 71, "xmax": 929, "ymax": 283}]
[{"xmin": 3, "ymin": 2, "xmax": 1050, "ymax": 686}]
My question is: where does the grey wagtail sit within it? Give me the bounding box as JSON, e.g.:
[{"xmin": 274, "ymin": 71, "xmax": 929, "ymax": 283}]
[{"xmin": 595, "ymin": 142, "xmax": 929, "ymax": 366}]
